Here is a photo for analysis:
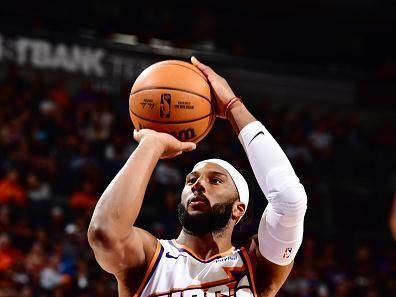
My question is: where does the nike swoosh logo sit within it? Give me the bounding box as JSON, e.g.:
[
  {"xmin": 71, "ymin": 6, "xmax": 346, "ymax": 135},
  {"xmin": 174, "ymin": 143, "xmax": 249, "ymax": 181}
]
[
  {"xmin": 249, "ymin": 131, "xmax": 264, "ymax": 145},
  {"xmin": 165, "ymin": 252, "xmax": 187, "ymax": 260}
]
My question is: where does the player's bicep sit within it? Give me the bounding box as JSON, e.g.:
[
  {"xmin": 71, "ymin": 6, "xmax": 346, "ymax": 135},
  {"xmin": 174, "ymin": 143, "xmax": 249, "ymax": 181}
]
[{"xmin": 90, "ymin": 227, "xmax": 158, "ymax": 274}]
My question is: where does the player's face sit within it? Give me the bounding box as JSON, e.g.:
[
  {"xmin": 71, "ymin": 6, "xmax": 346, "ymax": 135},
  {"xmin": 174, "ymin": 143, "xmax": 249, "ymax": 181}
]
[
  {"xmin": 181, "ymin": 163, "xmax": 238, "ymax": 211},
  {"xmin": 178, "ymin": 163, "xmax": 240, "ymax": 234}
]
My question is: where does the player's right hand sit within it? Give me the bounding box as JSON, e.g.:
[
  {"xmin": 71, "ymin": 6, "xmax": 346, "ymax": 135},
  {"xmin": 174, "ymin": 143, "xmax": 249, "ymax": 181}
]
[
  {"xmin": 191, "ymin": 56, "xmax": 236, "ymax": 119},
  {"xmin": 133, "ymin": 129, "xmax": 196, "ymax": 159}
]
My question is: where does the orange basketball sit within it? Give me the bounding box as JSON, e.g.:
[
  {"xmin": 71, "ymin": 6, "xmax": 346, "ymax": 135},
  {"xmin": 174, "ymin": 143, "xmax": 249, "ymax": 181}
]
[{"xmin": 129, "ymin": 60, "xmax": 215, "ymax": 143}]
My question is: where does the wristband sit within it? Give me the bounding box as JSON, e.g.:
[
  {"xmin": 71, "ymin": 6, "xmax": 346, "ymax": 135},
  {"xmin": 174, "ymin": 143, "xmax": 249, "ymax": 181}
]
[{"xmin": 224, "ymin": 96, "xmax": 242, "ymax": 118}]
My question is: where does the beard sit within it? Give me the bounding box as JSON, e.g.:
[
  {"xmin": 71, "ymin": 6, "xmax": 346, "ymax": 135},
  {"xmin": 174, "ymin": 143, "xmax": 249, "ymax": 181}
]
[{"xmin": 177, "ymin": 200, "xmax": 235, "ymax": 235}]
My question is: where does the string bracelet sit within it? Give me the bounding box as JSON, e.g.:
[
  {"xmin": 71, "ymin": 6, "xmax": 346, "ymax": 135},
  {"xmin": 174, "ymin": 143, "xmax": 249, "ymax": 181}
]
[{"xmin": 224, "ymin": 96, "xmax": 243, "ymax": 118}]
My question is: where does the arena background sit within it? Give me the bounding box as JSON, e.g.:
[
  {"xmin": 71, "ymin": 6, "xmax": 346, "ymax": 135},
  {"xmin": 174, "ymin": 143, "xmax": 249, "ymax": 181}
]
[{"xmin": 0, "ymin": 1, "xmax": 395, "ymax": 296}]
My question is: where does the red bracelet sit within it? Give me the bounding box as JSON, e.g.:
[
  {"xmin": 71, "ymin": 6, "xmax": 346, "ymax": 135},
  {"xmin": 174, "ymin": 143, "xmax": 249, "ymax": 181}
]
[{"xmin": 224, "ymin": 96, "xmax": 242, "ymax": 118}]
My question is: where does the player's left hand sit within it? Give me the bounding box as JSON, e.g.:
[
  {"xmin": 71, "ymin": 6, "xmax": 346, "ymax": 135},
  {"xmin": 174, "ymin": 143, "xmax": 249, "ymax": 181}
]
[
  {"xmin": 133, "ymin": 128, "xmax": 196, "ymax": 159},
  {"xmin": 191, "ymin": 56, "xmax": 236, "ymax": 119}
]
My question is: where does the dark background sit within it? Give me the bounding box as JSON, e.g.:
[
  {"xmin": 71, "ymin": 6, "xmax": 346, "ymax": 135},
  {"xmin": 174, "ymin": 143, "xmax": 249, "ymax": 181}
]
[{"xmin": 1, "ymin": 0, "xmax": 396, "ymax": 68}]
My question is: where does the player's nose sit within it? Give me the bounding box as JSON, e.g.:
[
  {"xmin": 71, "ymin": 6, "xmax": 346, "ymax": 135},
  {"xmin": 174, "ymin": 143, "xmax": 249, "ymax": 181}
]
[{"xmin": 191, "ymin": 177, "xmax": 205, "ymax": 193}]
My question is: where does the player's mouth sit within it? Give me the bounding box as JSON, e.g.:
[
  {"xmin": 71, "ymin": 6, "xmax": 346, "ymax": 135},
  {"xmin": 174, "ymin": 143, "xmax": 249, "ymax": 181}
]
[{"xmin": 187, "ymin": 195, "xmax": 210, "ymax": 209}]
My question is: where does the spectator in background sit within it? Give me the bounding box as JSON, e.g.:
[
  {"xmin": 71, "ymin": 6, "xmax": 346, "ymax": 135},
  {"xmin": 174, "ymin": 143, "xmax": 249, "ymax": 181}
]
[
  {"xmin": 0, "ymin": 115, "xmax": 25, "ymax": 149},
  {"xmin": 87, "ymin": 98, "xmax": 114, "ymax": 142},
  {"xmin": 27, "ymin": 172, "xmax": 52, "ymax": 227},
  {"xmin": 308, "ymin": 120, "xmax": 333, "ymax": 157},
  {"xmin": 39, "ymin": 254, "xmax": 72, "ymax": 293},
  {"xmin": 333, "ymin": 276, "xmax": 354, "ymax": 297},
  {"xmin": 0, "ymin": 168, "xmax": 26, "ymax": 206},
  {"xmin": 47, "ymin": 79, "xmax": 71, "ymax": 110},
  {"xmin": 74, "ymin": 80, "xmax": 99, "ymax": 109},
  {"xmin": 75, "ymin": 259, "xmax": 89, "ymax": 292},
  {"xmin": 285, "ymin": 127, "xmax": 312, "ymax": 165},
  {"xmin": 48, "ymin": 207, "xmax": 66, "ymax": 240},
  {"xmin": 0, "ymin": 233, "xmax": 23, "ymax": 272},
  {"xmin": 11, "ymin": 211, "xmax": 34, "ymax": 252},
  {"xmin": 20, "ymin": 287, "xmax": 34, "ymax": 297},
  {"xmin": 104, "ymin": 134, "xmax": 137, "ymax": 179},
  {"xmin": 69, "ymin": 181, "xmax": 98, "ymax": 211},
  {"xmin": 154, "ymin": 159, "xmax": 182, "ymax": 189},
  {"xmin": 25, "ymin": 241, "xmax": 46, "ymax": 276}
]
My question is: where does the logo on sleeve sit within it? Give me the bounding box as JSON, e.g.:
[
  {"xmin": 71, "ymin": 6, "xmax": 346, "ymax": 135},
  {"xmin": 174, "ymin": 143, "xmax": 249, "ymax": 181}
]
[{"xmin": 283, "ymin": 247, "xmax": 293, "ymax": 259}]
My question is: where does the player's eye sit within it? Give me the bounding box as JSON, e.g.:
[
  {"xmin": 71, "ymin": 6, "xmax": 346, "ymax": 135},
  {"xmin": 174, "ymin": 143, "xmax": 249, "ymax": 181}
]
[
  {"xmin": 186, "ymin": 176, "xmax": 197, "ymax": 184},
  {"xmin": 211, "ymin": 178, "xmax": 223, "ymax": 184}
]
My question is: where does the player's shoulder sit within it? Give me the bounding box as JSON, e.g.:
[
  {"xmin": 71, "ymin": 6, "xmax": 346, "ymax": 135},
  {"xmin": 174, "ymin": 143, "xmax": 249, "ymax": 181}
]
[
  {"xmin": 128, "ymin": 227, "xmax": 160, "ymax": 266},
  {"xmin": 134, "ymin": 227, "xmax": 158, "ymax": 244}
]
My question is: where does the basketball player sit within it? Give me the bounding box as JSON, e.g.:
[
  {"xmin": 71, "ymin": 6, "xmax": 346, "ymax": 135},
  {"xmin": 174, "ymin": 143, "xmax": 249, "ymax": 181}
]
[{"xmin": 88, "ymin": 57, "xmax": 307, "ymax": 297}]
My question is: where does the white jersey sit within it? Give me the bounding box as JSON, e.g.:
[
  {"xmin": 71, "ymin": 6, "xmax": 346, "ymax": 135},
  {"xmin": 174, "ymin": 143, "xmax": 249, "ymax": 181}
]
[{"xmin": 135, "ymin": 239, "xmax": 257, "ymax": 297}]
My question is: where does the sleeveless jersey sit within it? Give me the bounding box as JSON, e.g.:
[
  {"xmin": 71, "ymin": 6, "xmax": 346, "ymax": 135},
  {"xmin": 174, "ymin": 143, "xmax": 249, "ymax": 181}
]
[{"xmin": 135, "ymin": 239, "xmax": 257, "ymax": 297}]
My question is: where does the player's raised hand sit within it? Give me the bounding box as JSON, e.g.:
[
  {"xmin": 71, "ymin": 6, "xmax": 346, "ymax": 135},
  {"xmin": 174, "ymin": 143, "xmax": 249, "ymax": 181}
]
[
  {"xmin": 133, "ymin": 129, "xmax": 196, "ymax": 159},
  {"xmin": 191, "ymin": 56, "xmax": 237, "ymax": 119}
]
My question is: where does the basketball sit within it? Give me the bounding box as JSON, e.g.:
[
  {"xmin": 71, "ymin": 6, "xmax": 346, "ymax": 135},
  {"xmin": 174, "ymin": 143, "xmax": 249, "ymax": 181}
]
[{"xmin": 129, "ymin": 60, "xmax": 215, "ymax": 143}]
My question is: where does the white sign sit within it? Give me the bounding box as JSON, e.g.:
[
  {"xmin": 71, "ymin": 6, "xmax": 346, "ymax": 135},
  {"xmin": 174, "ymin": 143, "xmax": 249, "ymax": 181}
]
[
  {"xmin": 0, "ymin": 33, "xmax": 154, "ymax": 83},
  {"xmin": 15, "ymin": 37, "xmax": 105, "ymax": 76}
]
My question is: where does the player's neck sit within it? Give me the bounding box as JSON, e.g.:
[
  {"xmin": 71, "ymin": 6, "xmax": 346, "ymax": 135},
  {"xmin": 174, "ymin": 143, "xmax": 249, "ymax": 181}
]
[{"xmin": 175, "ymin": 228, "xmax": 234, "ymax": 260}]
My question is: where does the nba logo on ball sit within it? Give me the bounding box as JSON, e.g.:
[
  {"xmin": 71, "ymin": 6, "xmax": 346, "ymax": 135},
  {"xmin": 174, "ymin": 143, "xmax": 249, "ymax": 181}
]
[{"xmin": 160, "ymin": 94, "xmax": 171, "ymax": 118}]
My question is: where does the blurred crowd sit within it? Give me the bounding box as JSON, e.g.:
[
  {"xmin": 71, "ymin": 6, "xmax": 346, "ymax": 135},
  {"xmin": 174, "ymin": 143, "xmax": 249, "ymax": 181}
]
[{"xmin": 0, "ymin": 64, "xmax": 395, "ymax": 297}]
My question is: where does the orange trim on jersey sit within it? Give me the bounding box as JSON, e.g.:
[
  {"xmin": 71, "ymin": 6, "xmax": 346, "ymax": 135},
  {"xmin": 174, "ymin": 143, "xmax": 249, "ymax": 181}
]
[
  {"xmin": 240, "ymin": 247, "xmax": 258, "ymax": 297},
  {"xmin": 171, "ymin": 239, "xmax": 235, "ymax": 262},
  {"xmin": 134, "ymin": 240, "xmax": 162, "ymax": 297}
]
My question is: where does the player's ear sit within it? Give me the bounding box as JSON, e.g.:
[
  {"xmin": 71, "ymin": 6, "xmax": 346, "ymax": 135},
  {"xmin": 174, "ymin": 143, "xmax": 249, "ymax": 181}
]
[{"xmin": 233, "ymin": 201, "xmax": 246, "ymax": 221}]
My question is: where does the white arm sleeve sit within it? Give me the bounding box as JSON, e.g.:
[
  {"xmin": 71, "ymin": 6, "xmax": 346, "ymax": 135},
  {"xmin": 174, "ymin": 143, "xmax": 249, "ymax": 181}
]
[{"xmin": 238, "ymin": 121, "xmax": 307, "ymax": 266}]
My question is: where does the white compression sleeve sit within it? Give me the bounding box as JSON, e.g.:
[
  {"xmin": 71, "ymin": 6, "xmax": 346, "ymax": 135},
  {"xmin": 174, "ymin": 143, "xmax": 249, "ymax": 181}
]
[{"xmin": 238, "ymin": 121, "xmax": 307, "ymax": 266}]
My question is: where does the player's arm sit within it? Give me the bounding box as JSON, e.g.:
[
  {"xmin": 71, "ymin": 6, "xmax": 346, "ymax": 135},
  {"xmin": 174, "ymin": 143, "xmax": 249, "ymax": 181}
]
[
  {"xmin": 192, "ymin": 57, "xmax": 307, "ymax": 294},
  {"xmin": 235, "ymin": 117, "xmax": 307, "ymax": 294},
  {"xmin": 87, "ymin": 129, "xmax": 196, "ymax": 274}
]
